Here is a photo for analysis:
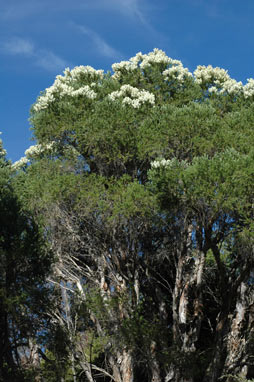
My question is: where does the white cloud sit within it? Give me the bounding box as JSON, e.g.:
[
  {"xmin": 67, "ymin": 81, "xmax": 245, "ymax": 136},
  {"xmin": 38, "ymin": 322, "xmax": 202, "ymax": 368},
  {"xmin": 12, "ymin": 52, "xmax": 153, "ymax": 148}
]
[
  {"xmin": 0, "ymin": 0, "xmax": 149, "ymax": 27},
  {"xmin": 101, "ymin": 0, "xmax": 166, "ymax": 44},
  {"xmin": 1, "ymin": 37, "xmax": 68, "ymax": 72},
  {"xmin": 112, "ymin": 0, "xmax": 147, "ymax": 24},
  {"xmin": 1, "ymin": 0, "xmax": 145, "ymax": 22},
  {"xmin": 35, "ymin": 50, "xmax": 68, "ymax": 71},
  {"xmin": 0, "ymin": 0, "xmax": 165, "ymax": 62},
  {"xmin": 76, "ymin": 25, "xmax": 122, "ymax": 59},
  {"xmin": 2, "ymin": 37, "xmax": 34, "ymax": 55},
  {"xmin": 0, "ymin": 1, "xmax": 43, "ymax": 20}
]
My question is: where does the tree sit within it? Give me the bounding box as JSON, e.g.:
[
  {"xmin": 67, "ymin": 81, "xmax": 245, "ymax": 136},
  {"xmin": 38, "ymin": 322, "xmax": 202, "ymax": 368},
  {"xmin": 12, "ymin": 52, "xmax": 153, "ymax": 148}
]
[
  {"xmin": 13, "ymin": 49, "xmax": 254, "ymax": 381},
  {"xmin": 149, "ymin": 150, "xmax": 254, "ymax": 381},
  {"xmin": 0, "ymin": 136, "xmax": 52, "ymax": 381}
]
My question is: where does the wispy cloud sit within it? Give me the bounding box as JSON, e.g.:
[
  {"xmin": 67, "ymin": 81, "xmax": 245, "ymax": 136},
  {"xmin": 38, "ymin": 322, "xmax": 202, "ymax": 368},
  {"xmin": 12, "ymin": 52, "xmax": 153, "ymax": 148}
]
[
  {"xmin": 1, "ymin": 0, "xmax": 146, "ymax": 24},
  {"xmin": 106, "ymin": 0, "xmax": 147, "ymax": 24},
  {"xmin": 103, "ymin": 0, "xmax": 167, "ymax": 46},
  {"xmin": 76, "ymin": 25, "xmax": 122, "ymax": 59},
  {"xmin": 2, "ymin": 37, "xmax": 34, "ymax": 55},
  {"xmin": 0, "ymin": 0, "xmax": 166, "ymax": 59},
  {"xmin": 1, "ymin": 37, "xmax": 68, "ymax": 72},
  {"xmin": 185, "ymin": 0, "xmax": 225, "ymax": 20},
  {"xmin": 0, "ymin": 1, "xmax": 43, "ymax": 21},
  {"xmin": 35, "ymin": 50, "xmax": 68, "ymax": 72}
]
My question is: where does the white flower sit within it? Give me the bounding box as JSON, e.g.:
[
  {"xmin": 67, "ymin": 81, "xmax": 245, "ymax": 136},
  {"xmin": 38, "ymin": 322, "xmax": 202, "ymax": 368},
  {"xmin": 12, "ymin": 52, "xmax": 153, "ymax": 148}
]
[
  {"xmin": 151, "ymin": 157, "xmax": 188, "ymax": 169},
  {"xmin": 33, "ymin": 89, "xmax": 55, "ymax": 112},
  {"xmin": 112, "ymin": 49, "xmax": 183, "ymax": 79},
  {"xmin": 194, "ymin": 64, "xmax": 244, "ymax": 96},
  {"xmin": 108, "ymin": 84, "xmax": 155, "ymax": 108},
  {"xmin": 63, "ymin": 65, "xmax": 104, "ymax": 82},
  {"xmin": 0, "ymin": 147, "xmax": 6, "ymax": 156},
  {"xmin": 25, "ymin": 144, "xmax": 40, "ymax": 157},
  {"xmin": 221, "ymin": 78, "xmax": 243, "ymax": 95},
  {"xmin": 194, "ymin": 65, "xmax": 229, "ymax": 86},
  {"xmin": 208, "ymin": 86, "xmax": 218, "ymax": 94},
  {"xmin": 163, "ymin": 65, "xmax": 192, "ymax": 84},
  {"xmin": 151, "ymin": 159, "xmax": 172, "ymax": 168},
  {"xmin": 0, "ymin": 136, "xmax": 6, "ymax": 156},
  {"xmin": 12, "ymin": 156, "xmax": 29, "ymax": 170},
  {"xmin": 71, "ymin": 86, "xmax": 97, "ymax": 99},
  {"xmin": 129, "ymin": 51, "xmax": 143, "ymax": 65},
  {"xmin": 25, "ymin": 142, "xmax": 56, "ymax": 158},
  {"xmin": 112, "ymin": 52, "xmax": 143, "ymax": 79},
  {"xmin": 33, "ymin": 65, "xmax": 102, "ymax": 112},
  {"xmin": 243, "ymin": 78, "xmax": 254, "ymax": 98},
  {"xmin": 112, "ymin": 60, "xmax": 138, "ymax": 77},
  {"xmin": 140, "ymin": 49, "xmax": 178, "ymax": 69}
]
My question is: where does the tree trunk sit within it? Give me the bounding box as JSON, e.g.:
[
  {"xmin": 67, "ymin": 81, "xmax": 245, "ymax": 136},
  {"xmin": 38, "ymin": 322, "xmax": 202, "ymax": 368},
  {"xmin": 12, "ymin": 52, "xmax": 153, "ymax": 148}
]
[
  {"xmin": 150, "ymin": 341, "xmax": 161, "ymax": 382},
  {"xmin": 169, "ymin": 223, "xmax": 206, "ymax": 382},
  {"xmin": 222, "ymin": 282, "xmax": 254, "ymax": 380},
  {"xmin": 108, "ymin": 349, "xmax": 134, "ymax": 382},
  {"xmin": 121, "ymin": 348, "xmax": 134, "ymax": 382}
]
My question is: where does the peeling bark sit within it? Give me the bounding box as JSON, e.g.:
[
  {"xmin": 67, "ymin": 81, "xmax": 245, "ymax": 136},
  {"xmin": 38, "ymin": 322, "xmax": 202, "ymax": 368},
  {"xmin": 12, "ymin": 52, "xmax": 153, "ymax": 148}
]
[
  {"xmin": 108, "ymin": 349, "xmax": 134, "ymax": 382},
  {"xmin": 221, "ymin": 282, "xmax": 254, "ymax": 381},
  {"xmin": 109, "ymin": 354, "xmax": 122, "ymax": 382},
  {"xmin": 170, "ymin": 223, "xmax": 206, "ymax": 382},
  {"xmin": 150, "ymin": 341, "xmax": 161, "ymax": 382},
  {"xmin": 223, "ymin": 282, "xmax": 248, "ymax": 378},
  {"xmin": 121, "ymin": 348, "xmax": 134, "ymax": 382}
]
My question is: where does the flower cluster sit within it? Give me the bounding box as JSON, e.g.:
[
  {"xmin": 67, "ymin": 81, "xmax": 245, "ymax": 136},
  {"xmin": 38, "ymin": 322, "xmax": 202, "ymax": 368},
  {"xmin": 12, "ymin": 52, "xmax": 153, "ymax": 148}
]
[
  {"xmin": 108, "ymin": 84, "xmax": 155, "ymax": 108},
  {"xmin": 194, "ymin": 65, "xmax": 244, "ymax": 95},
  {"xmin": 13, "ymin": 141, "xmax": 82, "ymax": 171},
  {"xmin": 112, "ymin": 49, "xmax": 183, "ymax": 79},
  {"xmin": 33, "ymin": 90, "xmax": 55, "ymax": 112},
  {"xmin": 194, "ymin": 65, "xmax": 230, "ymax": 85},
  {"xmin": 33, "ymin": 50, "xmax": 254, "ymax": 115},
  {"xmin": 243, "ymin": 78, "xmax": 254, "ymax": 98},
  {"xmin": 208, "ymin": 86, "xmax": 218, "ymax": 94},
  {"xmin": 12, "ymin": 142, "xmax": 57, "ymax": 170},
  {"xmin": 0, "ymin": 147, "xmax": 6, "ymax": 156},
  {"xmin": 112, "ymin": 52, "xmax": 143, "ymax": 79},
  {"xmin": 25, "ymin": 142, "xmax": 56, "ymax": 158},
  {"xmin": 207, "ymin": 79, "xmax": 243, "ymax": 95},
  {"xmin": 140, "ymin": 49, "xmax": 180, "ymax": 69},
  {"xmin": 63, "ymin": 65, "xmax": 104, "ymax": 83},
  {"xmin": 163, "ymin": 64, "xmax": 192, "ymax": 84},
  {"xmin": 151, "ymin": 157, "xmax": 189, "ymax": 169},
  {"xmin": 0, "ymin": 134, "xmax": 6, "ymax": 157},
  {"xmin": 151, "ymin": 158, "xmax": 172, "ymax": 168},
  {"xmin": 12, "ymin": 156, "xmax": 29, "ymax": 170},
  {"xmin": 33, "ymin": 66, "xmax": 101, "ymax": 112},
  {"xmin": 33, "ymin": 81, "xmax": 97, "ymax": 112},
  {"xmin": 221, "ymin": 78, "xmax": 243, "ymax": 95}
]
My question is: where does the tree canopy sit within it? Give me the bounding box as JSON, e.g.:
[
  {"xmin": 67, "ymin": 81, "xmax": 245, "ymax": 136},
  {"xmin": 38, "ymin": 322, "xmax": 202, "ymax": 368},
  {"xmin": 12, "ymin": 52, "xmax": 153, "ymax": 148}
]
[{"xmin": 3, "ymin": 49, "xmax": 254, "ymax": 382}]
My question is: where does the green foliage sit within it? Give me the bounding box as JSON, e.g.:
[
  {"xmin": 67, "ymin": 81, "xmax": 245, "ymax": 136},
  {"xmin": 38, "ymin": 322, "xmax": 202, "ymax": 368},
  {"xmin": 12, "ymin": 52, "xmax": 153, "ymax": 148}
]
[
  {"xmin": 40, "ymin": 350, "xmax": 73, "ymax": 382},
  {"xmin": 6, "ymin": 50, "xmax": 254, "ymax": 381},
  {"xmin": 0, "ymin": 158, "xmax": 53, "ymax": 381},
  {"xmin": 82, "ymin": 330, "xmax": 110, "ymax": 363}
]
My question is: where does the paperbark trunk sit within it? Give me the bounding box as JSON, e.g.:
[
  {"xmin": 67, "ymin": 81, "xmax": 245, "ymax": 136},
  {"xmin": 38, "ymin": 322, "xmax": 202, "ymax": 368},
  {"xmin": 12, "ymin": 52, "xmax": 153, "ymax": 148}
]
[
  {"xmin": 168, "ymin": 224, "xmax": 206, "ymax": 382},
  {"xmin": 222, "ymin": 282, "xmax": 254, "ymax": 381}
]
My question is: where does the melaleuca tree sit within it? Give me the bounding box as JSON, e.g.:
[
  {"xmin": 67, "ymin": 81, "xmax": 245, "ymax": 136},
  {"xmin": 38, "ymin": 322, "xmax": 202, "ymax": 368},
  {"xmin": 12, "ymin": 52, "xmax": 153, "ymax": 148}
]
[
  {"xmin": 0, "ymin": 136, "xmax": 52, "ymax": 381},
  {"xmin": 149, "ymin": 150, "xmax": 254, "ymax": 381},
  {"xmin": 13, "ymin": 49, "xmax": 254, "ymax": 382}
]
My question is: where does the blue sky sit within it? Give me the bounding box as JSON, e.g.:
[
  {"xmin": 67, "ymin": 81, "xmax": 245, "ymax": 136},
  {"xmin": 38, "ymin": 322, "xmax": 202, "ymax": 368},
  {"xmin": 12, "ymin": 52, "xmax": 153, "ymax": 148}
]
[{"xmin": 1, "ymin": 0, "xmax": 254, "ymax": 161}]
